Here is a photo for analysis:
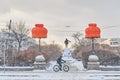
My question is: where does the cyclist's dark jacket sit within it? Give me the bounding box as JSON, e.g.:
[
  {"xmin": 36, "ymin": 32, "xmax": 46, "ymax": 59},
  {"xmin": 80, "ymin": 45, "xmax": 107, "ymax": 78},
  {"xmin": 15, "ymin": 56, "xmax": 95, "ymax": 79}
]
[{"xmin": 57, "ymin": 56, "xmax": 62, "ymax": 64}]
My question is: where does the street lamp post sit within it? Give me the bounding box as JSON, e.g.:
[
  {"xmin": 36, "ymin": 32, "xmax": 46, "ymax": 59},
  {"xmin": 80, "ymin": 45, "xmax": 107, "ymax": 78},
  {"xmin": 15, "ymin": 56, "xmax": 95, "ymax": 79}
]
[
  {"xmin": 85, "ymin": 23, "xmax": 101, "ymax": 70},
  {"xmin": 32, "ymin": 24, "xmax": 48, "ymax": 54},
  {"xmin": 2, "ymin": 45, "xmax": 5, "ymax": 73},
  {"xmin": 32, "ymin": 24, "xmax": 48, "ymax": 70},
  {"xmin": 91, "ymin": 38, "xmax": 95, "ymax": 55},
  {"xmin": 38, "ymin": 38, "xmax": 40, "ymax": 53}
]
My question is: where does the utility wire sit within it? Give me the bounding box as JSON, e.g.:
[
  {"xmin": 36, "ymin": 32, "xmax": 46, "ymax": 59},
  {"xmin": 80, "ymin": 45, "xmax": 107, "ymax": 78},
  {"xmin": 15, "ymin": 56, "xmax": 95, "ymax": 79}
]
[{"xmin": 101, "ymin": 26, "xmax": 120, "ymax": 30}]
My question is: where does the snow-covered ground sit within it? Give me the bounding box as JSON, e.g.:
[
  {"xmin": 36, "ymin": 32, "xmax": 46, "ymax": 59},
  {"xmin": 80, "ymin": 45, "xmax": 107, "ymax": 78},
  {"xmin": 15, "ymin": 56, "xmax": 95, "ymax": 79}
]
[
  {"xmin": 0, "ymin": 61, "xmax": 120, "ymax": 80},
  {"xmin": 0, "ymin": 70, "xmax": 120, "ymax": 80}
]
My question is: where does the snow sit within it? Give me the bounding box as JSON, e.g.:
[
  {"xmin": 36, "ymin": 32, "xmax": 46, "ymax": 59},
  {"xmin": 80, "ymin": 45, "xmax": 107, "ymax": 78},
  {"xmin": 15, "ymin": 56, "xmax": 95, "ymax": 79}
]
[
  {"xmin": 0, "ymin": 66, "xmax": 33, "ymax": 68},
  {"xmin": 62, "ymin": 48, "xmax": 72, "ymax": 58},
  {"xmin": 101, "ymin": 65, "xmax": 120, "ymax": 68},
  {"xmin": 0, "ymin": 58, "xmax": 119, "ymax": 80},
  {"xmin": 88, "ymin": 55, "xmax": 99, "ymax": 61},
  {"xmin": 0, "ymin": 61, "xmax": 120, "ymax": 80},
  {"xmin": 46, "ymin": 48, "xmax": 84, "ymax": 71},
  {"xmin": 46, "ymin": 60, "xmax": 84, "ymax": 71},
  {"xmin": 46, "ymin": 61, "xmax": 57, "ymax": 71},
  {"xmin": 0, "ymin": 70, "xmax": 120, "ymax": 80},
  {"xmin": 70, "ymin": 60, "xmax": 84, "ymax": 70},
  {"xmin": 35, "ymin": 55, "xmax": 45, "ymax": 62}
]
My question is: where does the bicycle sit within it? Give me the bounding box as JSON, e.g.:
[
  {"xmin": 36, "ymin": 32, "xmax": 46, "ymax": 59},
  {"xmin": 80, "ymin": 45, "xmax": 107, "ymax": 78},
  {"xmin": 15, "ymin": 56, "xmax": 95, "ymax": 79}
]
[{"xmin": 53, "ymin": 61, "xmax": 69, "ymax": 72}]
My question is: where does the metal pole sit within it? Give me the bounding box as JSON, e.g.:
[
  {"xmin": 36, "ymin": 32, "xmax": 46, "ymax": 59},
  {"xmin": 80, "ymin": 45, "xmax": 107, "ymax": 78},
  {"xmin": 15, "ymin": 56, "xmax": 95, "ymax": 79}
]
[
  {"xmin": 3, "ymin": 20, "xmax": 12, "ymax": 73},
  {"xmin": 4, "ymin": 48, "xmax": 5, "ymax": 73},
  {"xmin": 2, "ymin": 45, "xmax": 5, "ymax": 73},
  {"xmin": 3, "ymin": 43, "xmax": 6, "ymax": 73},
  {"xmin": 9, "ymin": 20, "xmax": 12, "ymax": 66},
  {"xmin": 9, "ymin": 20, "xmax": 11, "ymax": 33},
  {"xmin": 39, "ymin": 38, "xmax": 41, "ymax": 54},
  {"xmin": 91, "ymin": 38, "xmax": 95, "ymax": 55}
]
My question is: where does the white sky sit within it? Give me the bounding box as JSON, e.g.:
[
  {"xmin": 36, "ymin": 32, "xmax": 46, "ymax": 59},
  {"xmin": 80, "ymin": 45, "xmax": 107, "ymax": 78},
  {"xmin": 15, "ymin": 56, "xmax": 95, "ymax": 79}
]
[{"xmin": 0, "ymin": 0, "xmax": 120, "ymax": 46}]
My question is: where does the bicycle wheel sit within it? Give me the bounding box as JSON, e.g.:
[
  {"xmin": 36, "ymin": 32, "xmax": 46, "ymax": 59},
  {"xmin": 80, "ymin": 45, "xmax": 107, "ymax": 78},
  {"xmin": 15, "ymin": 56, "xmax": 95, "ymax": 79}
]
[
  {"xmin": 53, "ymin": 65, "xmax": 60, "ymax": 72},
  {"xmin": 63, "ymin": 65, "xmax": 69, "ymax": 72}
]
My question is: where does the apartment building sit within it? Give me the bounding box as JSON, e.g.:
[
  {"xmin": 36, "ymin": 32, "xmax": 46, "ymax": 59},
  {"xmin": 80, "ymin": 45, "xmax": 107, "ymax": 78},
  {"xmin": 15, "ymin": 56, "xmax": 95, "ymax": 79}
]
[{"xmin": 98, "ymin": 38, "xmax": 120, "ymax": 47}]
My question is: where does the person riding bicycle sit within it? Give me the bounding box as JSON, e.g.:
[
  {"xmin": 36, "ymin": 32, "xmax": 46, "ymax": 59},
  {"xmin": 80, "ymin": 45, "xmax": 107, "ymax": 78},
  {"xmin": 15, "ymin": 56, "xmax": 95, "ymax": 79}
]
[{"xmin": 57, "ymin": 55, "xmax": 65, "ymax": 71}]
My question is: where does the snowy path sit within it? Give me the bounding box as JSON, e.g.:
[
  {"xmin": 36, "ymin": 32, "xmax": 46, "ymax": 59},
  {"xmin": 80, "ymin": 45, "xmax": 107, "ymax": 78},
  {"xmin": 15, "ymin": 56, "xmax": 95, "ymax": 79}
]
[{"xmin": 0, "ymin": 71, "xmax": 120, "ymax": 80}]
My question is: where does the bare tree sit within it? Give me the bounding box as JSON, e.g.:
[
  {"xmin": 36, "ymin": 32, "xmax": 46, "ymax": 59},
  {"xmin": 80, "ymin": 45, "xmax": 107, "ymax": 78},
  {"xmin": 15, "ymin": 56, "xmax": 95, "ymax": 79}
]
[
  {"xmin": 72, "ymin": 32, "xmax": 92, "ymax": 46},
  {"xmin": 72, "ymin": 32, "xmax": 83, "ymax": 46},
  {"xmin": 71, "ymin": 32, "xmax": 92, "ymax": 60},
  {"xmin": 0, "ymin": 21, "xmax": 31, "ymax": 66},
  {"xmin": 42, "ymin": 43, "xmax": 63, "ymax": 62},
  {"xmin": 11, "ymin": 21, "xmax": 30, "ymax": 52}
]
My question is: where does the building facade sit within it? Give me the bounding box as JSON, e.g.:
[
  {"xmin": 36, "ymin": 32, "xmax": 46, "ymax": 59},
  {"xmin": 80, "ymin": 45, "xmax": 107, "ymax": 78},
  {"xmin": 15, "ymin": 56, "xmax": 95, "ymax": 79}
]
[{"xmin": 98, "ymin": 38, "xmax": 120, "ymax": 47}]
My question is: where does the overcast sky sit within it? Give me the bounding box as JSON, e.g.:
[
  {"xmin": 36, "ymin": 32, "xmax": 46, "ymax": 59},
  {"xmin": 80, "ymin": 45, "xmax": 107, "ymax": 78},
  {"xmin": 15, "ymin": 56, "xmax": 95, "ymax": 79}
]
[{"xmin": 0, "ymin": 0, "xmax": 120, "ymax": 46}]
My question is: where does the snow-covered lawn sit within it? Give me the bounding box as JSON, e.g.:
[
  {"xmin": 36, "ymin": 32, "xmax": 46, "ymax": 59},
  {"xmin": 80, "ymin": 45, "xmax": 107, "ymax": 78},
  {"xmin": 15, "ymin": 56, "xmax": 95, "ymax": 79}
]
[
  {"xmin": 0, "ymin": 60, "xmax": 120, "ymax": 80},
  {"xmin": 0, "ymin": 70, "xmax": 120, "ymax": 80}
]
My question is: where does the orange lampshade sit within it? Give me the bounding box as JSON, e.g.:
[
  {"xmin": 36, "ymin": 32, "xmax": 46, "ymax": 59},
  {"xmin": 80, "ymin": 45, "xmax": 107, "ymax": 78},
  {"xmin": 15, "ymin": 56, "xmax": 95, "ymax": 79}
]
[
  {"xmin": 32, "ymin": 27, "xmax": 37, "ymax": 38},
  {"xmin": 32, "ymin": 24, "xmax": 48, "ymax": 38},
  {"xmin": 35, "ymin": 24, "xmax": 44, "ymax": 28},
  {"xmin": 85, "ymin": 23, "xmax": 101, "ymax": 38}
]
